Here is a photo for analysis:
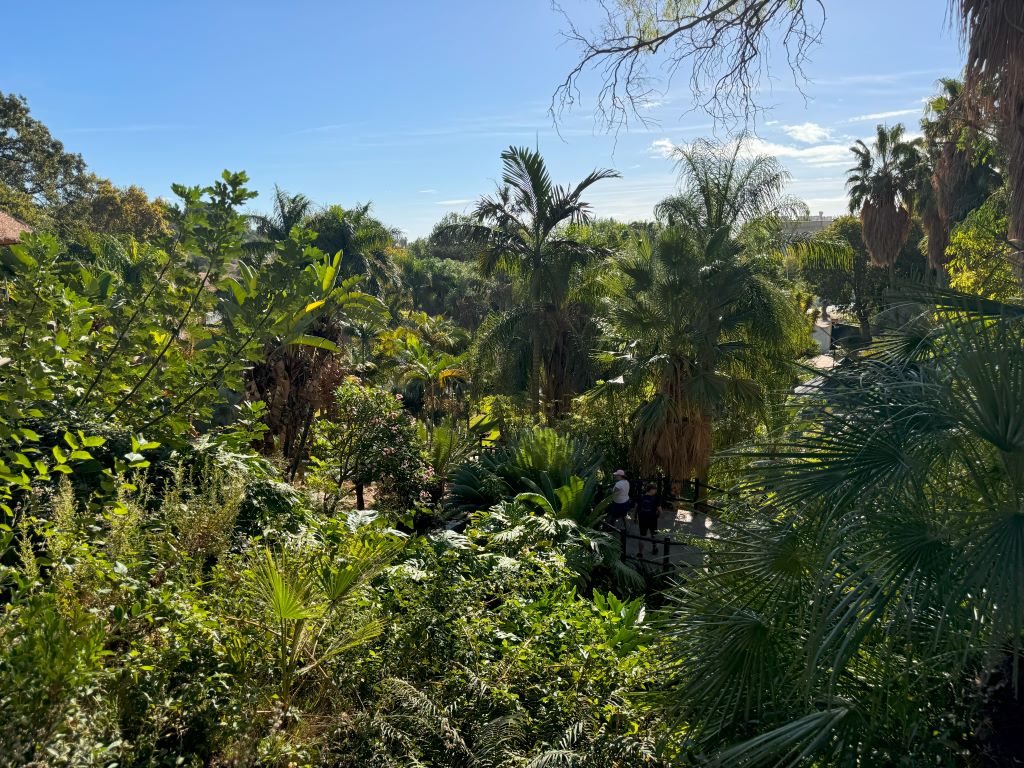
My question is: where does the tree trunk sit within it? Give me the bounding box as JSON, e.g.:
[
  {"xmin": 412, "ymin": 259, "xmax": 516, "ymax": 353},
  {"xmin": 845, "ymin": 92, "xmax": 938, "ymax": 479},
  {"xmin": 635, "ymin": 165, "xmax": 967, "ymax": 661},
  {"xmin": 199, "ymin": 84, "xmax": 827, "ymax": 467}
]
[
  {"xmin": 530, "ymin": 339, "xmax": 542, "ymax": 418},
  {"xmin": 694, "ymin": 468, "xmax": 709, "ymax": 503},
  {"xmin": 287, "ymin": 404, "xmax": 315, "ymax": 482},
  {"xmin": 355, "ymin": 482, "xmax": 365, "ymax": 510},
  {"xmin": 1013, "ymin": 244, "xmax": 1024, "ymax": 292},
  {"xmin": 856, "ymin": 305, "xmax": 873, "ymax": 345}
]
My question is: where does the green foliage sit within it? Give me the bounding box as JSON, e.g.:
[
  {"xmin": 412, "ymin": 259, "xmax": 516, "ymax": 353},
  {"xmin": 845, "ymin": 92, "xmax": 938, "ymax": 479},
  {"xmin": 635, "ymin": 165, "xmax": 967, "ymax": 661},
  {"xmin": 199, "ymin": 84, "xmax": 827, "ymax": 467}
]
[
  {"xmin": 339, "ymin": 528, "xmax": 661, "ymax": 766},
  {"xmin": 395, "ymin": 243, "xmax": 513, "ymax": 331},
  {"xmin": 0, "ymin": 171, "xmax": 381, "ymax": 517},
  {"xmin": 0, "ymin": 91, "xmax": 92, "ymax": 216},
  {"xmin": 308, "ymin": 380, "xmax": 424, "ymax": 514},
  {"xmin": 449, "ymin": 426, "xmax": 602, "ymax": 514},
  {"xmin": 602, "ymin": 140, "xmax": 810, "ymax": 482},
  {"xmin": 800, "ymin": 214, "xmax": 926, "ymax": 333},
  {"xmin": 76, "ymin": 179, "xmax": 170, "ymax": 242},
  {"xmin": 7, "ymin": 85, "xmax": 1024, "ymax": 767},
  {"xmin": 306, "ymin": 202, "xmax": 402, "ymax": 294},
  {"xmin": 442, "ymin": 146, "xmax": 619, "ymax": 418},
  {"xmin": 947, "ymin": 187, "xmax": 1019, "ymax": 300},
  {"xmin": 244, "ymin": 524, "xmax": 403, "ymax": 716},
  {"xmin": 657, "ymin": 292, "xmax": 1024, "ymax": 764}
]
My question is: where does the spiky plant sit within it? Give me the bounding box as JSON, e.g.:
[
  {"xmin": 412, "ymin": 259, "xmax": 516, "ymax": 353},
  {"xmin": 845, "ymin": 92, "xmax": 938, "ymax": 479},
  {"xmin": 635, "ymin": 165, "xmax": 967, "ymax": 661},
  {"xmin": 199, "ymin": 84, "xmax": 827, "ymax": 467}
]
[
  {"xmin": 846, "ymin": 124, "xmax": 920, "ymax": 268},
  {"xmin": 247, "ymin": 527, "xmax": 404, "ymax": 718},
  {"xmin": 448, "ymin": 427, "xmax": 603, "ymax": 514},
  {"xmin": 656, "ymin": 288, "xmax": 1024, "ymax": 764}
]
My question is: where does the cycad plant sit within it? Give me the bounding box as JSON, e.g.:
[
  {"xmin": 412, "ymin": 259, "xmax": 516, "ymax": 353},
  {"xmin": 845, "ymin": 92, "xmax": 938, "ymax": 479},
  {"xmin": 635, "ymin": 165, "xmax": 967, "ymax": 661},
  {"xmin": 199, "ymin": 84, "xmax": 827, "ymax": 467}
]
[
  {"xmin": 472, "ymin": 491, "xmax": 639, "ymax": 592},
  {"xmin": 448, "ymin": 426, "xmax": 603, "ymax": 514},
  {"xmin": 656, "ymin": 290, "xmax": 1024, "ymax": 765}
]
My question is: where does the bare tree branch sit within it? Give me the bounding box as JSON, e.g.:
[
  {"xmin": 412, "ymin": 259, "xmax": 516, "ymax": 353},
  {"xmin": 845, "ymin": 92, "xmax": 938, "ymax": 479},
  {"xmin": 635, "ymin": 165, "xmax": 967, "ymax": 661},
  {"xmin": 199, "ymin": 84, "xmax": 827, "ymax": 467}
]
[{"xmin": 552, "ymin": 0, "xmax": 827, "ymax": 133}]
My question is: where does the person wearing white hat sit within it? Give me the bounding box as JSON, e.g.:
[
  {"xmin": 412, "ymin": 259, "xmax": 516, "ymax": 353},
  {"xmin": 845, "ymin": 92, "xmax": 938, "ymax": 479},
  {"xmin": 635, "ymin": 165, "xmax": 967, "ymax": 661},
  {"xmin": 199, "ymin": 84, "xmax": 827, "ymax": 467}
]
[{"xmin": 607, "ymin": 469, "xmax": 632, "ymax": 526}]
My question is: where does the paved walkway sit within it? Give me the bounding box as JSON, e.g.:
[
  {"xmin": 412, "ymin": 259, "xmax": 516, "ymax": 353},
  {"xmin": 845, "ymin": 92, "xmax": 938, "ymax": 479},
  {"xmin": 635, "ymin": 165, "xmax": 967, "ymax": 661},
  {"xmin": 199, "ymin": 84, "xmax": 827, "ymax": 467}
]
[{"xmin": 611, "ymin": 505, "xmax": 714, "ymax": 570}]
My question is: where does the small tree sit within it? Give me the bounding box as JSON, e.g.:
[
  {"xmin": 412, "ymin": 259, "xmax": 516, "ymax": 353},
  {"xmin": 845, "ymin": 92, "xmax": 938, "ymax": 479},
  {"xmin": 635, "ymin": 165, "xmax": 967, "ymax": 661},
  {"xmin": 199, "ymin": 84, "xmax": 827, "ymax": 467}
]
[{"xmin": 308, "ymin": 380, "xmax": 419, "ymax": 511}]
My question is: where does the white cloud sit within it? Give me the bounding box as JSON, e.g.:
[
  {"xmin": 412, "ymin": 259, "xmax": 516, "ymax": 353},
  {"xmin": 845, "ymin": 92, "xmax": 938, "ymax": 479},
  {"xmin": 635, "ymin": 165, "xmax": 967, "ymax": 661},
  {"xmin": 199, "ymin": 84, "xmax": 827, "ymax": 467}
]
[
  {"xmin": 436, "ymin": 198, "xmax": 473, "ymax": 206},
  {"xmin": 418, "ymin": 188, "xmax": 438, "ymax": 194},
  {"xmin": 581, "ymin": 173, "xmax": 679, "ymax": 222},
  {"xmin": 736, "ymin": 137, "xmax": 852, "ymax": 168},
  {"xmin": 815, "ymin": 69, "xmax": 945, "ymax": 87},
  {"xmin": 843, "ymin": 108, "xmax": 919, "ymax": 123},
  {"xmin": 648, "ymin": 138, "xmax": 677, "ymax": 158},
  {"xmin": 781, "ymin": 122, "xmax": 832, "ymax": 144}
]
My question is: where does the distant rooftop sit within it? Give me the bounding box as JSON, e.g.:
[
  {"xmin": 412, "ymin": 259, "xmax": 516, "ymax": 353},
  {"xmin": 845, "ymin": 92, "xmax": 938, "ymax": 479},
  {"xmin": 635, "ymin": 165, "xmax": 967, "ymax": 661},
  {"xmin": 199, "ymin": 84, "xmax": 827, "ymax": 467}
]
[
  {"xmin": 780, "ymin": 212, "xmax": 836, "ymax": 239},
  {"xmin": 0, "ymin": 211, "xmax": 32, "ymax": 245}
]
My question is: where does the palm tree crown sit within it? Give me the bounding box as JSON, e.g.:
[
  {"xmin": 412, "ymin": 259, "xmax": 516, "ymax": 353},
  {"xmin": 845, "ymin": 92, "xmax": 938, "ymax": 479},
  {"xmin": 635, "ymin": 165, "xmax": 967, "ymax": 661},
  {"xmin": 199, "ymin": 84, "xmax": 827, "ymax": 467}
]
[
  {"xmin": 658, "ymin": 292, "xmax": 1024, "ymax": 764},
  {"xmin": 445, "ymin": 146, "xmax": 619, "ymax": 418},
  {"xmin": 246, "ymin": 186, "xmax": 314, "ymax": 259},
  {"xmin": 604, "ymin": 139, "xmax": 807, "ymax": 486},
  {"xmin": 846, "ymin": 123, "xmax": 921, "ymax": 267}
]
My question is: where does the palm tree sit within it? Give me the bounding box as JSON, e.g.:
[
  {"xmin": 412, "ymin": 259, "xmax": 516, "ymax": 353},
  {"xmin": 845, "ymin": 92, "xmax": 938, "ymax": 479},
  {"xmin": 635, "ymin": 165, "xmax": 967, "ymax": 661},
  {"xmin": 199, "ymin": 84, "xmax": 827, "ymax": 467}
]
[
  {"xmin": 656, "ymin": 290, "xmax": 1024, "ymax": 764},
  {"xmin": 917, "ymin": 78, "xmax": 1001, "ymax": 273},
  {"xmin": 846, "ymin": 124, "xmax": 921, "ymax": 269},
  {"xmin": 396, "ymin": 335, "xmax": 467, "ymax": 420},
  {"xmin": 444, "ymin": 146, "xmax": 619, "ymax": 419},
  {"xmin": 847, "ymin": 123, "xmax": 921, "ymax": 270},
  {"xmin": 603, "ymin": 139, "xmax": 807, "ymax": 493},
  {"xmin": 952, "ymin": 0, "xmax": 1024, "ymax": 282},
  {"xmin": 246, "ymin": 185, "xmax": 314, "ymax": 259},
  {"xmin": 248, "ymin": 532, "xmax": 402, "ymax": 718},
  {"xmin": 305, "ymin": 203, "xmax": 401, "ymax": 294}
]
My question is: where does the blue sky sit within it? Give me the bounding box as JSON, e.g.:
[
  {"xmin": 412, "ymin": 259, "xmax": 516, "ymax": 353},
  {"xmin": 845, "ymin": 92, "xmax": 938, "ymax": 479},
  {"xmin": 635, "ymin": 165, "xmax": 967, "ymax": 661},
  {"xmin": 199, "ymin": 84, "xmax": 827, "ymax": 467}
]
[{"xmin": 2, "ymin": 2, "xmax": 963, "ymax": 238}]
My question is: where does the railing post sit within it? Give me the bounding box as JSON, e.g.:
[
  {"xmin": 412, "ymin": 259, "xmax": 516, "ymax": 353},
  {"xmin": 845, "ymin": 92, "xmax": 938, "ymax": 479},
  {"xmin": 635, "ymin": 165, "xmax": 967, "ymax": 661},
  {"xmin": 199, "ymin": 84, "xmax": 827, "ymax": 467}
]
[
  {"xmin": 662, "ymin": 536, "xmax": 671, "ymax": 571},
  {"xmin": 620, "ymin": 526, "xmax": 627, "ymax": 562}
]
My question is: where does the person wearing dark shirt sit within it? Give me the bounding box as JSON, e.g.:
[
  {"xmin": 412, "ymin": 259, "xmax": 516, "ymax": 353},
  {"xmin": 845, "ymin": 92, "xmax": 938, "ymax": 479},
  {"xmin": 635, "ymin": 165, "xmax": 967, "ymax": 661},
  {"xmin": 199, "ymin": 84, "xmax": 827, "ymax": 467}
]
[{"xmin": 637, "ymin": 484, "xmax": 660, "ymax": 555}]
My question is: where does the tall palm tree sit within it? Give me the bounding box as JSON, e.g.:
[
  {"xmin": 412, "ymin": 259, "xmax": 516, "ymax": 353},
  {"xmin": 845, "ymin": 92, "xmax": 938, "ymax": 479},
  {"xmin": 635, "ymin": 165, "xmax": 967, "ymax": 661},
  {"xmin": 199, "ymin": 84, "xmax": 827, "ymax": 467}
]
[
  {"xmin": 444, "ymin": 146, "xmax": 619, "ymax": 419},
  {"xmin": 918, "ymin": 78, "xmax": 1001, "ymax": 273},
  {"xmin": 953, "ymin": 0, "xmax": 1024, "ymax": 282},
  {"xmin": 604, "ymin": 139, "xmax": 807, "ymax": 492},
  {"xmin": 846, "ymin": 124, "xmax": 921, "ymax": 269}
]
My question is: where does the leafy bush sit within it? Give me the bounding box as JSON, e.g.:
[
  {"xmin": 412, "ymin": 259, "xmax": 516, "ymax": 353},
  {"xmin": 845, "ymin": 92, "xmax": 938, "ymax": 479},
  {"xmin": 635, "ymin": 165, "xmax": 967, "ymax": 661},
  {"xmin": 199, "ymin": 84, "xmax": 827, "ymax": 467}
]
[{"xmin": 308, "ymin": 380, "xmax": 425, "ymax": 516}]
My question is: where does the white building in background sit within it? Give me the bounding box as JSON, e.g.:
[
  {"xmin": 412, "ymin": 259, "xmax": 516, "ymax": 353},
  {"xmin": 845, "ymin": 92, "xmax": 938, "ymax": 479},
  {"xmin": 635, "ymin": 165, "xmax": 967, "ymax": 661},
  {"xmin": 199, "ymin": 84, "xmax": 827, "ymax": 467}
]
[{"xmin": 780, "ymin": 212, "xmax": 836, "ymax": 241}]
